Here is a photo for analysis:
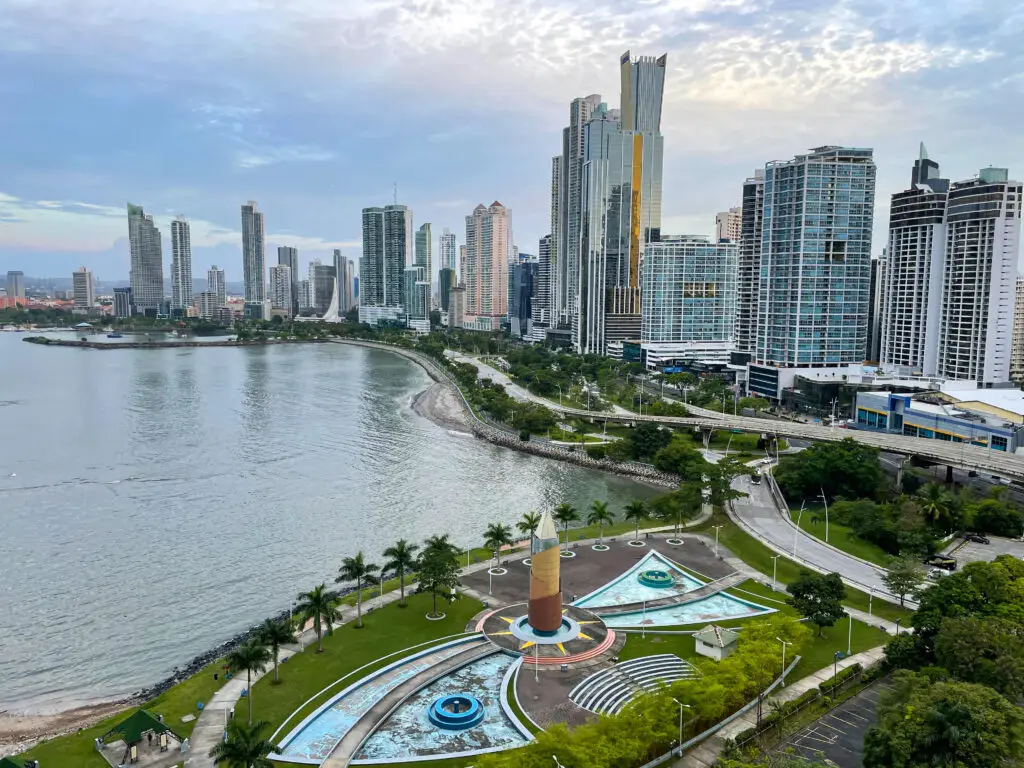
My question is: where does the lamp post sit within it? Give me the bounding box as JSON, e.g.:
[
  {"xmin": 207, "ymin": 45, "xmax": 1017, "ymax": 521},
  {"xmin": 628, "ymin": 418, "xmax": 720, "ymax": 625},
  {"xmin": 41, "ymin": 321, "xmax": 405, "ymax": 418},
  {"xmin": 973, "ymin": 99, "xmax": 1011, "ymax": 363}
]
[
  {"xmin": 555, "ymin": 384, "xmax": 562, "ymax": 406},
  {"xmin": 847, "ymin": 611, "xmax": 853, "ymax": 656},
  {"xmin": 819, "ymin": 486, "xmax": 830, "ymax": 543},
  {"xmin": 771, "ymin": 554, "xmax": 782, "ymax": 590},
  {"xmin": 794, "ymin": 500, "xmax": 805, "ymax": 557},
  {"xmin": 776, "ymin": 637, "xmax": 792, "ymax": 687},
  {"xmin": 868, "ymin": 588, "xmax": 874, "ymax": 621},
  {"xmin": 488, "ymin": 568, "xmax": 492, "ymax": 595},
  {"xmin": 833, "ymin": 651, "xmax": 841, "ymax": 695},
  {"xmin": 894, "ymin": 617, "xmax": 902, "ymax": 636},
  {"xmin": 712, "ymin": 524, "xmax": 724, "ymax": 557},
  {"xmin": 724, "ymin": 434, "xmax": 734, "ymax": 458},
  {"xmin": 552, "ymin": 756, "xmax": 566, "ymax": 768},
  {"xmin": 672, "ymin": 699, "xmax": 692, "ymax": 756}
]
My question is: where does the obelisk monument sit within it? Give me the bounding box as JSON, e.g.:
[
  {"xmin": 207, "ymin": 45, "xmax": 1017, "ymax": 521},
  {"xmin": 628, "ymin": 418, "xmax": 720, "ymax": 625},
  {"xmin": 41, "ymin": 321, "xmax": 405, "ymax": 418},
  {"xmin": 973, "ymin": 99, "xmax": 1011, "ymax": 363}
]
[{"xmin": 528, "ymin": 510, "xmax": 562, "ymax": 634}]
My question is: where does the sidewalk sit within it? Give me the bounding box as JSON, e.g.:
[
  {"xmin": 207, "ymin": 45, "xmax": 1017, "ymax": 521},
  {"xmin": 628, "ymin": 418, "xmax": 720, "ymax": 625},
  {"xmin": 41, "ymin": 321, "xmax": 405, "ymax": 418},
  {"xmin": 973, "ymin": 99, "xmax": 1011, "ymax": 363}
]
[{"xmin": 679, "ymin": 645, "xmax": 886, "ymax": 768}]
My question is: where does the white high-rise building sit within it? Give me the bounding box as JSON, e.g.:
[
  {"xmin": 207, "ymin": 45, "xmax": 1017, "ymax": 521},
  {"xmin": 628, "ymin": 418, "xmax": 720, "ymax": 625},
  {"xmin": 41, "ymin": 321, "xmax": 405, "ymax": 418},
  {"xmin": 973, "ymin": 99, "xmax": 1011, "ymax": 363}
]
[
  {"xmin": 5, "ymin": 271, "xmax": 25, "ymax": 301},
  {"xmin": 439, "ymin": 228, "xmax": 457, "ymax": 273},
  {"xmin": 548, "ymin": 156, "xmax": 563, "ymax": 323},
  {"xmin": 715, "ymin": 207, "xmax": 742, "ymax": 242},
  {"xmin": 1012, "ymin": 277, "xmax": 1024, "ymax": 384},
  {"xmin": 278, "ymin": 246, "xmax": 299, "ymax": 316},
  {"xmin": 207, "ymin": 266, "xmax": 226, "ymax": 308},
  {"xmin": 240, "ymin": 201, "xmax": 266, "ymax": 310},
  {"xmin": 196, "ymin": 291, "xmax": 219, "ymax": 320},
  {"xmin": 936, "ymin": 167, "xmax": 1021, "ymax": 384},
  {"xmin": 415, "ymin": 223, "xmax": 432, "ymax": 281},
  {"xmin": 736, "ymin": 171, "xmax": 764, "ymax": 353},
  {"xmin": 269, "ymin": 264, "xmax": 293, "ymax": 318},
  {"xmin": 170, "ymin": 216, "xmax": 193, "ymax": 311},
  {"xmin": 72, "ymin": 267, "xmax": 94, "ymax": 309},
  {"xmin": 127, "ymin": 203, "xmax": 164, "ymax": 313},
  {"xmin": 463, "ymin": 202, "xmax": 511, "ymax": 331},
  {"xmin": 308, "ymin": 260, "xmax": 336, "ymax": 317},
  {"xmin": 360, "ymin": 204, "xmax": 411, "ymax": 325}
]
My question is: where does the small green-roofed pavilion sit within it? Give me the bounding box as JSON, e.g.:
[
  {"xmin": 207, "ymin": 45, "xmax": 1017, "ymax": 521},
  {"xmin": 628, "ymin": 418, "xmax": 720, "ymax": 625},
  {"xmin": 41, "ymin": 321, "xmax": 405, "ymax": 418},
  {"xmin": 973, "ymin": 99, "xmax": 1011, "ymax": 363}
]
[
  {"xmin": 0, "ymin": 756, "xmax": 33, "ymax": 768},
  {"xmin": 101, "ymin": 709, "xmax": 183, "ymax": 746}
]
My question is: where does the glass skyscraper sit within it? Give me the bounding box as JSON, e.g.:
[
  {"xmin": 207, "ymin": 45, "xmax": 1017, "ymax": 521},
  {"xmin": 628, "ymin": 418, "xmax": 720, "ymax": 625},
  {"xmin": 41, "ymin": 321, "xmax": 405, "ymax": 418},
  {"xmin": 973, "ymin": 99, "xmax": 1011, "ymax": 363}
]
[{"xmin": 754, "ymin": 146, "xmax": 876, "ymax": 368}]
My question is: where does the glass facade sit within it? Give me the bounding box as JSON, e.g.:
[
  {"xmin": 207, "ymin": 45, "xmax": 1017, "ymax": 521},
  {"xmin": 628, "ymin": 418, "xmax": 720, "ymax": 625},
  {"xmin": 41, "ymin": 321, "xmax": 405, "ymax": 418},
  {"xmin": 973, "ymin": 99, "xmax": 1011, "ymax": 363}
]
[{"xmin": 755, "ymin": 147, "xmax": 875, "ymax": 367}]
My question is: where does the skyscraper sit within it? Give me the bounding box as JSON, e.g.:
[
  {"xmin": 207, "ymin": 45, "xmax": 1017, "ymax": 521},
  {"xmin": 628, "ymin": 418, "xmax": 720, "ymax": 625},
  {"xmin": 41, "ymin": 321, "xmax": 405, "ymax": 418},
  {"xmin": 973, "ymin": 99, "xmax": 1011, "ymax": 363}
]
[
  {"xmin": 715, "ymin": 207, "xmax": 742, "ymax": 242},
  {"xmin": 72, "ymin": 267, "xmax": 94, "ymax": 310},
  {"xmin": 360, "ymin": 204, "xmax": 412, "ymax": 325},
  {"xmin": 415, "ymin": 223, "xmax": 432, "ymax": 285},
  {"xmin": 509, "ymin": 258, "xmax": 536, "ymax": 338},
  {"xmin": 867, "ymin": 255, "xmax": 886, "ymax": 363},
  {"xmin": 880, "ymin": 146, "xmax": 949, "ymax": 374},
  {"xmin": 269, "ymin": 264, "xmax": 293, "ymax": 318},
  {"xmin": 749, "ymin": 146, "xmax": 876, "ymax": 397},
  {"xmin": 113, "ymin": 287, "xmax": 133, "ymax": 318},
  {"xmin": 207, "ymin": 266, "xmax": 226, "ymax": 308},
  {"xmin": 345, "ymin": 259, "xmax": 356, "ymax": 311},
  {"xmin": 1012, "ymin": 277, "xmax": 1024, "ymax": 384},
  {"xmin": 576, "ymin": 53, "xmax": 666, "ymax": 354},
  {"xmin": 5, "ymin": 271, "xmax": 24, "ymax": 302},
  {"xmin": 463, "ymin": 202, "xmax": 512, "ymax": 331},
  {"xmin": 334, "ymin": 251, "xmax": 353, "ymax": 313},
  {"xmin": 240, "ymin": 201, "xmax": 266, "ymax": 308},
  {"xmin": 736, "ymin": 171, "xmax": 765, "ymax": 353},
  {"xmin": 170, "ymin": 216, "xmax": 193, "ymax": 312},
  {"xmin": 278, "ymin": 246, "xmax": 299, "ymax": 316},
  {"xmin": 439, "ymin": 228, "xmax": 456, "ymax": 273},
  {"xmin": 127, "ymin": 202, "xmax": 164, "ymax": 314},
  {"xmin": 308, "ymin": 260, "xmax": 336, "ymax": 317},
  {"xmin": 448, "ymin": 285, "xmax": 466, "ymax": 329},
  {"xmin": 936, "ymin": 167, "xmax": 1021, "ymax": 384},
  {"xmin": 438, "ymin": 268, "xmax": 455, "ymax": 312},
  {"xmin": 404, "ymin": 265, "xmax": 430, "ymax": 332},
  {"xmin": 532, "ymin": 234, "xmax": 553, "ymax": 330},
  {"xmin": 548, "ymin": 156, "xmax": 564, "ymax": 323}
]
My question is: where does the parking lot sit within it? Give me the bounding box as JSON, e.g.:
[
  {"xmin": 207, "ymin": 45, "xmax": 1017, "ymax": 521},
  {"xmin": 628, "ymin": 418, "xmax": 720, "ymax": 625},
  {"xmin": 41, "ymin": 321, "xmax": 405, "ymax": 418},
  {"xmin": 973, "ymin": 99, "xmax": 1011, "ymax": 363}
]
[
  {"xmin": 776, "ymin": 678, "xmax": 894, "ymax": 767},
  {"xmin": 944, "ymin": 534, "xmax": 1024, "ymax": 565}
]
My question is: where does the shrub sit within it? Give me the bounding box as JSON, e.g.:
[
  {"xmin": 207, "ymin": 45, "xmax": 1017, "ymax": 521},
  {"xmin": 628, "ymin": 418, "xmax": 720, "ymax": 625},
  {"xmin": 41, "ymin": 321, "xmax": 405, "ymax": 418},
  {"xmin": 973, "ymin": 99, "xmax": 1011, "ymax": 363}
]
[{"xmin": 819, "ymin": 662, "xmax": 863, "ymax": 694}]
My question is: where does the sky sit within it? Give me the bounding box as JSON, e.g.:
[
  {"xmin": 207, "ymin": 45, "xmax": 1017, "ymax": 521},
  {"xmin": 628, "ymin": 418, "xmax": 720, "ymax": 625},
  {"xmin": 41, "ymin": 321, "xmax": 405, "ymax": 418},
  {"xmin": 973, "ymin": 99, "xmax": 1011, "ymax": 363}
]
[{"xmin": 1, "ymin": 0, "xmax": 1023, "ymax": 285}]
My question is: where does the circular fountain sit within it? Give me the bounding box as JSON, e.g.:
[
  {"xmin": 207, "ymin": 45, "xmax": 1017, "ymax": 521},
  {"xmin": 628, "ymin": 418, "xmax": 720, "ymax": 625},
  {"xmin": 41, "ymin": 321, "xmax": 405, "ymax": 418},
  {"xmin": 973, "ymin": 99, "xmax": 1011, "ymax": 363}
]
[
  {"xmin": 427, "ymin": 694, "xmax": 485, "ymax": 730},
  {"xmin": 638, "ymin": 569, "xmax": 675, "ymax": 589}
]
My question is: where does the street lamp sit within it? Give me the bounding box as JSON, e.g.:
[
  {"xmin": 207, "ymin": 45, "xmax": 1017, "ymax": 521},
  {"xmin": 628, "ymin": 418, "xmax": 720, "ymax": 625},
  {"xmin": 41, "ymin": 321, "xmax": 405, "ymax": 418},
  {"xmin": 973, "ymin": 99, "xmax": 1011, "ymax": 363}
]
[
  {"xmin": 712, "ymin": 524, "xmax": 724, "ymax": 557},
  {"xmin": 552, "ymin": 757, "xmax": 565, "ymax": 768},
  {"xmin": 555, "ymin": 384, "xmax": 562, "ymax": 406},
  {"xmin": 776, "ymin": 637, "xmax": 792, "ymax": 687},
  {"xmin": 672, "ymin": 699, "xmax": 692, "ymax": 756},
  {"xmin": 868, "ymin": 588, "xmax": 874, "ymax": 621},
  {"xmin": 771, "ymin": 554, "xmax": 782, "ymax": 590},
  {"xmin": 819, "ymin": 486, "xmax": 830, "ymax": 544},
  {"xmin": 724, "ymin": 434, "xmax": 735, "ymax": 458},
  {"xmin": 793, "ymin": 500, "xmax": 806, "ymax": 557},
  {"xmin": 894, "ymin": 617, "xmax": 902, "ymax": 636},
  {"xmin": 832, "ymin": 651, "xmax": 841, "ymax": 695},
  {"xmin": 847, "ymin": 611, "xmax": 853, "ymax": 657}
]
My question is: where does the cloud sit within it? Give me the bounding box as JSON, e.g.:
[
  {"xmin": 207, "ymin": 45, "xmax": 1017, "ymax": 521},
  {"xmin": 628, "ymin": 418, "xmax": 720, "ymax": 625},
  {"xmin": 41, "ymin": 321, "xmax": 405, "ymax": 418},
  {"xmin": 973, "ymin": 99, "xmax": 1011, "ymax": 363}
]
[{"xmin": 234, "ymin": 144, "xmax": 337, "ymax": 169}]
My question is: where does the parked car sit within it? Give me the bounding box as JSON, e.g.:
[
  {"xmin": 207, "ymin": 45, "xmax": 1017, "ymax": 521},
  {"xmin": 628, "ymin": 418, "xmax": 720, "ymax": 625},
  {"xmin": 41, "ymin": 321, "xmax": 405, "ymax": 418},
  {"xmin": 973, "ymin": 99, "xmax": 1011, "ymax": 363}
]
[
  {"xmin": 966, "ymin": 533, "xmax": 991, "ymax": 545},
  {"xmin": 926, "ymin": 554, "xmax": 958, "ymax": 571},
  {"xmin": 928, "ymin": 568, "xmax": 948, "ymax": 581}
]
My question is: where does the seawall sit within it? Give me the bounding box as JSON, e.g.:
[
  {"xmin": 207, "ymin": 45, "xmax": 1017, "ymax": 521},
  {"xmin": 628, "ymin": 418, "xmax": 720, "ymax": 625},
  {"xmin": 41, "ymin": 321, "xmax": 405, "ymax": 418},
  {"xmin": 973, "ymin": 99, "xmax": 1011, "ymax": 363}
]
[{"xmin": 23, "ymin": 336, "xmax": 328, "ymax": 350}]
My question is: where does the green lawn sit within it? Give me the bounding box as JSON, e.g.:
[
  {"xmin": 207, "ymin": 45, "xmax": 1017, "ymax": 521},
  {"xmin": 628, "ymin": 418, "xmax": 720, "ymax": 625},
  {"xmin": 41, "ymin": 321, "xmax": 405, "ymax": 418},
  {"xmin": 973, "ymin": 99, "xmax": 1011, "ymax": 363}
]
[
  {"xmin": 616, "ymin": 578, "xmax": 889, "ymax": 679},
  {"xmin": 19, "ymin": 659, "xmax": 227, "ymax": 767},
  {"xmin": 691, "ymin": 516, "xmax": 913, "ymax": 624},
  {"xmin": 789, "ymin": 509, "xmax": 891, "ymax": 567},
  {"xmin": 245, "ymin": 592, "xmax": 485, "ymax": 739}
]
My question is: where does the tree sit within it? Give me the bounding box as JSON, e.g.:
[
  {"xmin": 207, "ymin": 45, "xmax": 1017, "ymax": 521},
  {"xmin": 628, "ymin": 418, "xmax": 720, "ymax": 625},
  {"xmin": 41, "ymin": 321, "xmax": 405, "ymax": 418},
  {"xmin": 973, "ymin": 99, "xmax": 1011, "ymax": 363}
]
[
  {"xmin": 336, "ymin": 551, "xmax": 380, "ymax": 629},
  {"xmin": 483, "ymin": 522, "xmax": 513, "ymax": 569},
  {"xmin": 382, "ymin": 539, "xmax": 419, "ymax": 608},
  {"xmin": 705, "ymin": 457, "xmax": 750, "ymax": 511},
  {"xmin": 650, "ymin": 482, "xmax": 703, "ymax": 537},
  {"xmin": 418, "ymin": 540, "xmax": 461, "ymax": 618},
  {"xmin": 628, "ymin": 422, "xmax": 672, "ymax": 460},
  {"xmin": 516, "ymin": 511, "xmax": 542, "ymax": 546},
  {"xmin": 226, "ymin": 639, "xmax": 271, "ymax": 725},
  {"xmin": 934, "ymin": 615, "xmax": 1024, "ymax": 701},
  {"xmin": 294, "ymin": 583, "xmax": 342, "ymax": 653},
  {"xmin": 863, "ymin": 672, "xmax": 1024, "ymax": 768},
  {"xmin": 774, "ymin": 438, "xmax": 886, "ymax": 503},
  {"xmin": 207, "ymin": 720, "xmax": 279, "ymax": 768},
  {"xmin": 786, "ymin": 570, "xmax": 847, "ymax": 636},
  {"xmin": 917, "ymin": 482, "xmax": 951, "ymax": 530},
  {"xmin": 552, "ymin": 502, "xmax": 580, "ymax": 551},
  {"xmin": 882, "ymin": 555, "xmax": 925, "ymax": 607},
  {"xmin": 623, "ymin": 500, "xmax": 648, "ymax": 544},
  {"xmin": 256, "ymin": 619, "xmax": 296, "ymax": 684},
  {"xmin": 652, "ymin": 435, "xmax": 708, "ymax": 477},
  {"xmin": 586, "ymin": 500, "xmax": 614, "ymax": 542},
  {"xmin": 737, "ymin": 396, "xmax": 770, "ymax": 413}
]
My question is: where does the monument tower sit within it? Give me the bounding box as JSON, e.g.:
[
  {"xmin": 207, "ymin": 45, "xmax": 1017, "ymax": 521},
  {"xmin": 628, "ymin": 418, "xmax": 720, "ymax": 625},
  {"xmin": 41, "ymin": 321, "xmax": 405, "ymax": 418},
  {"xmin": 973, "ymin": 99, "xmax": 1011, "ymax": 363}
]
[{"xmin": 528, "ymin": 511, "xmax": 562, "ymax": 633}]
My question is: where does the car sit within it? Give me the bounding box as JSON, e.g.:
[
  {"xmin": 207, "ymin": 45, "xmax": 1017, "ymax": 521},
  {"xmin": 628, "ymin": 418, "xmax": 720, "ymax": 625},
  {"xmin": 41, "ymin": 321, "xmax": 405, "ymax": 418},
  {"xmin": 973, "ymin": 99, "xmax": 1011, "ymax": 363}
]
[
  {"xmin": 966, "ymin": 533, "xmax": 991, "ymax": 545},
  {"xmin": 928, "ymin": 568, "xmax": 948, "ymax": 580},
  {"xmin": 968, "ymin": 470, "xmax": 979, "ymax": 478},
  {"xmin": 926, "ymin": 554, "xmax": 958, "ymax": 571}
]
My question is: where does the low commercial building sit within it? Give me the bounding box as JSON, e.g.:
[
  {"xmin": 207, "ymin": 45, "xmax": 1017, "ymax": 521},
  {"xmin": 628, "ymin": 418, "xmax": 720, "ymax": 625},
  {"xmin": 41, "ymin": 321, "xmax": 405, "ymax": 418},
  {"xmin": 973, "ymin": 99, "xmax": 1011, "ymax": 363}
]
[{"xmin": 855, "ymin": 387, "xmax": 1024, "ymax": 453}]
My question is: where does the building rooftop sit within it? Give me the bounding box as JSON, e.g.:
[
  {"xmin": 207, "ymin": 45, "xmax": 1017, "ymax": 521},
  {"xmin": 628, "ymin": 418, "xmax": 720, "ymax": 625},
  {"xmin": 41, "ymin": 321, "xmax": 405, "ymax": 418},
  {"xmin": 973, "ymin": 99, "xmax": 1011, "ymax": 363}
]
[{"xmin": 693, "ymin": 624, "xmax": 738, "ymax": 648}]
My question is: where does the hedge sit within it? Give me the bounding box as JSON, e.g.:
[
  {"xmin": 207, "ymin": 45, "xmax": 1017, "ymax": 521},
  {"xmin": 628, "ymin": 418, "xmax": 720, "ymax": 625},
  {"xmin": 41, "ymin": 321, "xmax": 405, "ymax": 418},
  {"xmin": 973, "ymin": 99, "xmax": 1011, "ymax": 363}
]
[{"xmin": 819, "ymin": 662, "xmax": 863, "ymax": 694}]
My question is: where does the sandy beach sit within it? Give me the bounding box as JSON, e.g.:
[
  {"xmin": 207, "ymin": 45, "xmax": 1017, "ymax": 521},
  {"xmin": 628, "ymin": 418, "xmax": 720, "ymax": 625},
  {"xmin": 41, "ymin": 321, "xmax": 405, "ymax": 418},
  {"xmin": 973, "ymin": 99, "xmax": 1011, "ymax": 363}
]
[
  {"xmin": 412, "ymin": 381, "xmax": 471, "ymax": 432},
  {"xmin": 0, "ymin": 700, "xmax": 130, "ymax": 756}
]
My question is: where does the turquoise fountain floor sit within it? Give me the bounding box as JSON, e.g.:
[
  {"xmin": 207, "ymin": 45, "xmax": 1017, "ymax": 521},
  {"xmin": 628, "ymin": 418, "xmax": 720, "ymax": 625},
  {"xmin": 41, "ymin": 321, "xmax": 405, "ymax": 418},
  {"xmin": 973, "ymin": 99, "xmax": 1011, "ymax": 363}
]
[
  {"xmin": 353, "ymin": 652, "xmax": 528, "ymax": 763},
  {"xmin": 600, "ymin": 592, "xmax": 774, "ymax": 627},
  {"xmin": 572, "ymin": 550, "xmax": 704, "ymax": 609}
]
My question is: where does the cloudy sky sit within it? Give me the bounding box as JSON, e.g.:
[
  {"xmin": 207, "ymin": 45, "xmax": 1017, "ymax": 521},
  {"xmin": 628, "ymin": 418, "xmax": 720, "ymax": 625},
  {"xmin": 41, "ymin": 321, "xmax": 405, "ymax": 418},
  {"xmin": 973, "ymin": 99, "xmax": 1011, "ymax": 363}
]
[{"xmin": 1, "ymin": 0, "xmax": 1022, "ymax": 284}]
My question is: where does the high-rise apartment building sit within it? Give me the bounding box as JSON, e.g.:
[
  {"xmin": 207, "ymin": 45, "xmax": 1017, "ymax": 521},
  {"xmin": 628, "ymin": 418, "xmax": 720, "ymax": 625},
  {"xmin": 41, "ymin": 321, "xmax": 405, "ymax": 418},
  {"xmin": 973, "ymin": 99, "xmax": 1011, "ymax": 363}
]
[
  {"xmin": 298, "ymin": 279, "xmax": 312, "ymax": 313},
  {"xmin": 240, "ymin": 201, "xmax": 266, "ymax": 307},
  {"xmin": 463, "ymin": 202, "xmax": 512, "ymax": 331},
  {"xmin": 278, "ymin": 246, "xmax": 300, "ymax": 316},
  {"xmin": 170, "ymin": 216, "xmax": 193, "ymax": 312},
  {"xmin": 439, "ymin": 228, "xmax": 456, "ymax": 273},
  {"xmin": 576, "ymin": 51, "xmax": 666, "ymax": 355},
  {"xmin": 404, "ymin": 266, "xmax": 430, "ymax": 332},
  {"xmin": 113, "ymin": 287, "xmax": 133, "ymax": 318},
  {"xmin": 269, "ymin": 265, "xmax": 293, "ymax": 318},
  {"xmin": 72, "ymin": 267, "xmax": 94, "ymax": 310},
  {"xmin": 509, "ymin": 258, "xmax": 536, "ymax": 338},
  {"xmin": 549, "ymin": 155, "xmax": 564, "ymax": 323},
  {"xmin": 532, "ymin": 234, "xmax": 553, "ymax": 329},
  {"xmin": 360, "ymin": 205, "xmax": 412, "ymax": 325},
  {"xmin": 459, "ymin": 245, "xmax": 466, "ymax": 287},
  {"xmin": 448, "ymin": 286, "xmax": 466, "ymax": 329},
  {"xmin": 207, "ymin": 266, "xmax": 226, "ymax": 308},
  {"xmin": 881, "ymin": 146, "xmax": 949, "ymax": 374},
  {"xmin": 736, "ymin": 171, "xmax": 765, "ymax": 353},
  {"xmin": 715, "ymin": 207, "xmax": 742, "ymax": 242},
  {"xmin": 196, "ymin": 291, "xmax": 219, "ymax": 320},
  {"xmin": 5, "ymin": 271, "xmax": 25, "ymax": 302},
  {"xmin": 867, "ymin": 256, "xmax": 886, "ymax": 363},
  {"xmin": 936, "ymin": 167, "xmax": 1021, "ymax": 384},
  {"xmin": 749, "ymin": 146, "xmax": 876, "ymax": 398},
  {"xmin": 438, "ymin": 269, "xmax": 455, "ymax": 312},
  {"xmin": 127, "ymin": 202, "xmax": 164, "ymax": 313},
  {"xmin": 1012, "ymin": 277, "xmax": 1024, "ymax": 384},
  {"xmin": 345, "ymin": 259, "xmax": 356, "ymax": 311},
  {"xmin": 308, "ymin": 260, "xmax": 336, "ymax": 317},
  {"xmin": 334, "ymin": 251, "xmax": 353, "ymax": 313},
  {"xmin": 640, "ymin": 236, "xmax": 737, "ymax": 361},
  {"xmin": 415, "ymin": 223, "xmax": 432, "ymax": 284}
]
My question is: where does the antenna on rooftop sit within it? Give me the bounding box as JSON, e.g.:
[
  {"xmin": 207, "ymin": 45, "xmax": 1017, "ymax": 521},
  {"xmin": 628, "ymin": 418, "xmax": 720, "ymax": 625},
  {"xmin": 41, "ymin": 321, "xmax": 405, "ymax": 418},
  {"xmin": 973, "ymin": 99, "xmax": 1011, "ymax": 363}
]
[{"xmin": 393, "ymin": 182, "xmax": 398, "ymax": 205}]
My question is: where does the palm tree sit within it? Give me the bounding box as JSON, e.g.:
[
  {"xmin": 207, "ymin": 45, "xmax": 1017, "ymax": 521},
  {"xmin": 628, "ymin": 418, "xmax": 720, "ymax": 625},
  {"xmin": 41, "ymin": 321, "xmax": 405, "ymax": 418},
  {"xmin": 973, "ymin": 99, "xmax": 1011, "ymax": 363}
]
[
  {"xmin": 587, "ymin": 500, "xmax": 614, "ymax": 543},
  {"xmin": 552, "ymin": 503, "xmax": 580, "ymax": 551},
  {"xmin": 382, "ymin": 539, "xmax": 419, "ymax": 608},
  {"xmin": 226, "ymin": 639, "xmax": 271, "ymax": 725},
  {"xmin": 294, "ymin": 583, "xmax": 341, "ymax": 653},
  {"xmin": 517, "ymin": 511, "xmax": 542, "ymax": 542},
  {"xmin": 483, "ymin": 522, "xmax": 514, "ymax": 569},
  {"xmin": 917, "ymin": 483, "xmax": 951, "ymax": 528},
  {"xmin": 256, "ymin": 619, "xmax": 296, "ymax": 684},
  {"xmin": 337, "ymin": 551, "xmax": 380, "ymax": 629},
  {"xmin": 208, "ymin": 720, "xmax": 278, "ymax": 767},
  {"xmin": 623, "ymin": 500, "xmax": 647, "ymax": 544}
]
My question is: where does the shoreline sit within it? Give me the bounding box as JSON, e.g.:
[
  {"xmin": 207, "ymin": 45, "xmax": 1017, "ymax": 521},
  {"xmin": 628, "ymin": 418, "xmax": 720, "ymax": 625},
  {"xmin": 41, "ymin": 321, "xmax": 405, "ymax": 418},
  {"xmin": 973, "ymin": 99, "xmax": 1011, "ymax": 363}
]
[{"xmin": 23, "ymin": 336, "xmax": 329, "ymax": 350}]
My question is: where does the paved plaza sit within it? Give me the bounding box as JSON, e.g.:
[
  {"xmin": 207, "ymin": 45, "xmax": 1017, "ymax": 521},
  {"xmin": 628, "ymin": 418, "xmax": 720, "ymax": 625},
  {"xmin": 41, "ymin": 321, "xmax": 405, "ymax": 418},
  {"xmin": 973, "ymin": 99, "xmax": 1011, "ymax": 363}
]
[{"xmin": 943, "ymin": 534, "xmax": 1024, "ymax": 564}]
